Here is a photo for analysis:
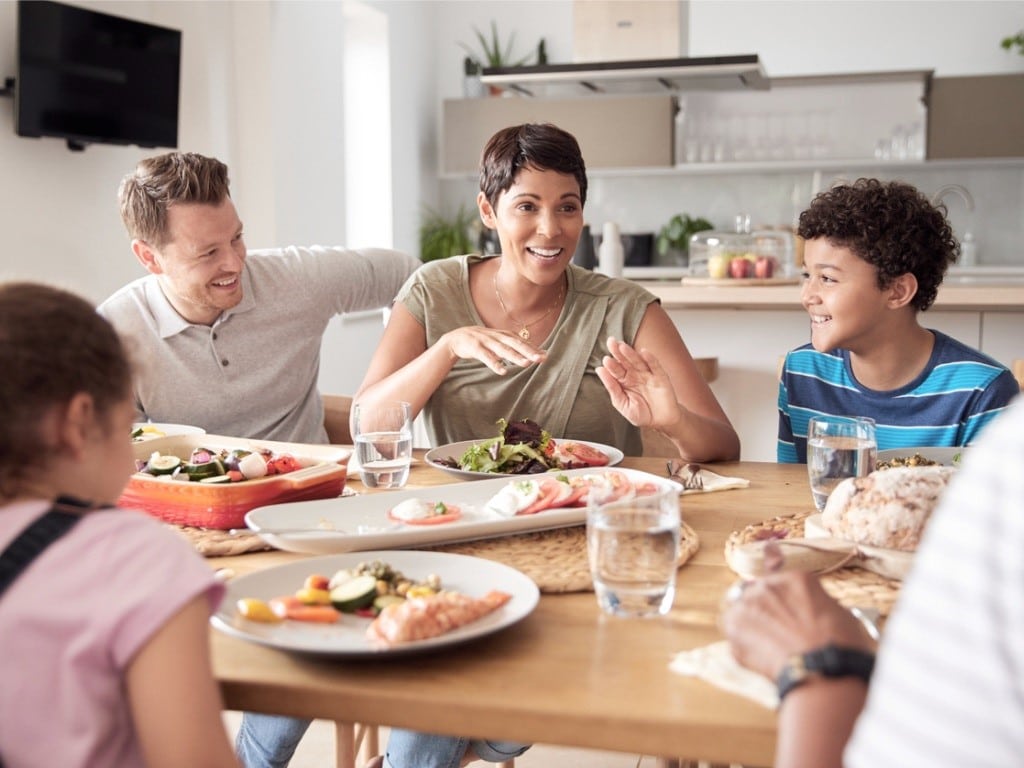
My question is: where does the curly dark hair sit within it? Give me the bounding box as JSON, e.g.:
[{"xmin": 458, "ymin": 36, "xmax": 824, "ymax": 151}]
[
  {"xmin": 479, "ymin": 123, "xmax": 588, "ymax": 208},
  {"xmin": 797, "ymin": 178, "xmax": 958, "ymax": 311}
]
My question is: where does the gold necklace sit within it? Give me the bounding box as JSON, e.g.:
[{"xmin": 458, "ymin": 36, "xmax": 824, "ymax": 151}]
[{"xmin": 493, "ymin": 274, "xmax": 565, "ymax": 341}]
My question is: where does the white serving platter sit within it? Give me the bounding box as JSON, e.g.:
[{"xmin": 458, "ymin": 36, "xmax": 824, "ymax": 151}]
[
  {"xmin": 211, "ymin": 550, "xmax": 539, "ymax": 657},
  {"xmin": 245, "ymin": 467, "xmax": 672, "ymax": 554}
]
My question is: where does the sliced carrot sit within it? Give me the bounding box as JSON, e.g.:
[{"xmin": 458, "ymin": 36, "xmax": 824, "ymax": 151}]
[{"xmin": 285, "ymin": 605, "xmax": 341, "ymax": 623}]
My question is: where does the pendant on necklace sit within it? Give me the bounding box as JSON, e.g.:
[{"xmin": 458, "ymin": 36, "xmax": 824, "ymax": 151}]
[{"xmin": 518, "ymin": 327, "xmax": 531, "ymax": 341}]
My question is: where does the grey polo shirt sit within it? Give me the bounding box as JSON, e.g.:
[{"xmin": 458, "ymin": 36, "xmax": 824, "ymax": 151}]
[{"xmin": 98, "ymin": 245, "xmax": 419, "ymax": 443}]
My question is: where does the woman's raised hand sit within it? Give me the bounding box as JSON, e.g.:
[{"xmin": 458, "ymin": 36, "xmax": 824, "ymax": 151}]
[
  {"xmin": 596, "ymin": 337, "xmax": 680, "ymax": 428},
  {"xmin": 443, "ymin": 326, "xmax": 547, "ymax": 375}
]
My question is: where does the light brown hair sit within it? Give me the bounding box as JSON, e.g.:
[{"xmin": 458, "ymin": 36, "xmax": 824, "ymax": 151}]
[
  {"xmin": 118, "ymin": 152, "xmax": 231, "ymax": 247},
  {"xmin": 0, "ymin": 282, "xmax": 132, "ymax": 498}
]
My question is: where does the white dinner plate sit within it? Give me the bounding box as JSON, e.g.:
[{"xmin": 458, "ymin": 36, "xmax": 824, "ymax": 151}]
[
  {"xmin": 424, "ymin": 439, "xmax": 624, "ymax": 481},
  {"xmin": 132, "ymin": 422, "xmax": 206, "ymax": 441},
  {"xmin": 245, "ymin": 467, "xmax": 672, "ymax": 555},
  {"xmin": 876, "ymin": 446, "xmax": 964, "ymax": 467},
  {"xmin": 210, "ymin": 550, "xmax": 539, "ymax": 657}
]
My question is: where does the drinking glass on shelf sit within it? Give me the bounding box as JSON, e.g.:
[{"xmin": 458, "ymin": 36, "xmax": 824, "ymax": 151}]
[
  {"xmin": 587, "ymin": 485, "xmax": 681, "ymax": 618},
  {"xmin": 806, "ymin": 415, "xmax": 877, "ymax": 512},
  {"xmin": 352, "ymin": 401, "xmax": 413, "ymax": 489}
]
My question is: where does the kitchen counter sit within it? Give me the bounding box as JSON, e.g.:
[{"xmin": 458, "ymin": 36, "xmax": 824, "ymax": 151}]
[{"xmin": 640, "ymin": 280, "xmax": 1024, "ymax": 311}]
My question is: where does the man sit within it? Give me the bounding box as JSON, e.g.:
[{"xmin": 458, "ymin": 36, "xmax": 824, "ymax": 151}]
[
  {"xmin": 99, "ymin": 151, "xmax": 435, "ymax": 768},
  {"xmin": 99, "ymin": 151, "xmax": 419, "ymax": 444}
]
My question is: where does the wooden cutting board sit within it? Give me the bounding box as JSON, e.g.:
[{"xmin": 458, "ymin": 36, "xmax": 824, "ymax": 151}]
[{"xmin": 680, "ymin": 276, "xmax": 801, "ymax": 286}]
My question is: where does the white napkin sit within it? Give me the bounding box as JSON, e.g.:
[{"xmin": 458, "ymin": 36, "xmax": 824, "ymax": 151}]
[
  {"xmin": 681, "ymin": 468, "xmax": 751, "ymax": 495},
  {"xmin": 669, "ymin": 641, "xmax": 778, "ymax": 709}
]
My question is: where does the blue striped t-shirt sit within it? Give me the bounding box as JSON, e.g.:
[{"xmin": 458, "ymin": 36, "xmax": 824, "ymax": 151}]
[{"xmin": 777, "ymin": 330, "xmax": 1019, "ymax": 463}]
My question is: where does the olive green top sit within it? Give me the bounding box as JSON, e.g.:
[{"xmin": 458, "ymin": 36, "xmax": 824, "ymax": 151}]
[{"xmin": 397, "ymin": 254, "xmax": 658, "ymax": 454}]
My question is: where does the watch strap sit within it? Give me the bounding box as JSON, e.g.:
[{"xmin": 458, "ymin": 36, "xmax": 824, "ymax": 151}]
[{"xmin": 776, "ymin": 643, "xmax": 875, "ymax": 701}]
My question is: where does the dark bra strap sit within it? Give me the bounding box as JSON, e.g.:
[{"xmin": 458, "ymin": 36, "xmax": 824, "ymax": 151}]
[{"xmin": 0, "ymin": 496, "xmax": 97, "ymax": 597}]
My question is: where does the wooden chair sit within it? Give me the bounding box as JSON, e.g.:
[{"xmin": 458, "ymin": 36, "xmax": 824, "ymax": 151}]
[
  {"xmin": 641, "ymin": 356, "xmax": 719, "ymax": 457},
  {"xmin": 323, "ymin": 393, "xmax": 354, "ymax": 444},
  {"xmin": 1013, "ymin": 359, "xmax": 1024, "ymax": 391}
]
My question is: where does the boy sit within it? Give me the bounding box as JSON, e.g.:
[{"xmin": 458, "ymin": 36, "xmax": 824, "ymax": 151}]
[{"xmin": 778, "ymin": 178, "xmax": 1018, "ymax": 462}]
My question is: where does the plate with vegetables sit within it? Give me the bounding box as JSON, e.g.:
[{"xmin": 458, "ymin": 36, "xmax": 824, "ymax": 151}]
[
  {"xmin": 211, "ymin": 550, "xmax": 539, "ymax": 656},
  {"xmin": 425, "ymin": 418, "xmax": 623, "ymax": 480},
  {"xmin": 876, "ymin": 447, "xmax": 964, "ymax": 469},
  {"xmin": 244, "ymin": 467, "xmax": 673, "ymax": 555}
]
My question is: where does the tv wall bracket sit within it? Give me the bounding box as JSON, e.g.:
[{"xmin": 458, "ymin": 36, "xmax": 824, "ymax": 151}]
[{"xmin": 0, "ymin": 77, "xmax": 14, "ymax": 97}]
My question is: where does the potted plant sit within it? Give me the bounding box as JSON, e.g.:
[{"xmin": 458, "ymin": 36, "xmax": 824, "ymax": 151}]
[
  {"xmin": 655, "ymin": 213, "xmax": 713, "ymax": 267},
  {"xmin": 459, "ymin": 22, "xmax": 544, "ymax": 96},
  {"xmin": 419, "ymin": 205, "xmax": 476, "ymax": 262},
  {"xmin": 1001, "ymin": 31, "xmax": 1024, "ymax": 56}
]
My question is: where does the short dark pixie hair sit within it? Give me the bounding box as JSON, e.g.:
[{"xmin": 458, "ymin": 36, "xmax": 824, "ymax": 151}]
[
  {"xmin": 798, "ymin": 178, "xmax": 957, "ymax": 311},
  {"xmin": 479, "ymin": 123, "xmax": 588, "ymax": 208}
]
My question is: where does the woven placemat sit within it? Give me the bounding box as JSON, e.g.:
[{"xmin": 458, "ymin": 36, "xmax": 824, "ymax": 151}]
[
  {"xmin": 167, "ymin": 524, "xmax": 274, "ymax": 557},
  {"xmin": 429, "ymin": 522, "xmax": 699, "ymax": 594},
  {"xmin": 725, "ymin": 512, "xmax": 902, "ymax": 616}
]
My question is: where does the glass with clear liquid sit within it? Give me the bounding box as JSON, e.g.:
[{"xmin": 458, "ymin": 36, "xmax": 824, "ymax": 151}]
[
  {"xmin": 352, "ymin": 401, "xmax": 413, "ymax": 489},
  {"xmin": 587, "ymin": 486, "xmax": 681, "ymax": 618},
  {"xmin": 807, "ymin": 416, "xmax": 877, "ymax": 512}
]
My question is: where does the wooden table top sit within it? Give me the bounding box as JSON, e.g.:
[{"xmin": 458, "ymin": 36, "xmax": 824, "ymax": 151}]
[{"xmin": 209, "ymin": 456, "xmax": 813, "ymax": 765}]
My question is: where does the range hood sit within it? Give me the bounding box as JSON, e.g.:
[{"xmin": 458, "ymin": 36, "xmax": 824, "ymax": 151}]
[{"xmin": 480, "ymin": 54, "xmax": 769, "ymax": 96}]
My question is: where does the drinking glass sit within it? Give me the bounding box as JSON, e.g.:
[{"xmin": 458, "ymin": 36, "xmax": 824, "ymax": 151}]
[
  {"xmin": 806, "ymin": 415, "xmax": 877, "ymax": 512},
  {"xmin": 352, "ymin": 401, "xmax": 413, "ymax": 489},
  {"xmin": 586, "ymin": 486, "xmax": 681, "ymax": 618}
]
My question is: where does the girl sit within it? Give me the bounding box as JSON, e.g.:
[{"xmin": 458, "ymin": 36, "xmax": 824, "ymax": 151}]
[{"xmin": 0, "ymin": 282, "xmax": 238, "ymax": 768}]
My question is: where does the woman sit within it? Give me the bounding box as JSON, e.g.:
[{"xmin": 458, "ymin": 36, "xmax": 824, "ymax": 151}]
[{"xmin": 355, "ymin": 122, "xmax": 739, "ymax": 463}]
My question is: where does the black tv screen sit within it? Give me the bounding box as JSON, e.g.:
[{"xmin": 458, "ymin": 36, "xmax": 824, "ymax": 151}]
[{"xmin": 15, "ymin": 0, "xmax": 181, "ymax": 150}]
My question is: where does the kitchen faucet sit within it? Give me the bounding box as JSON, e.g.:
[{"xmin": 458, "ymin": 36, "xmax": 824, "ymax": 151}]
[{"xmin": 932, "ymin": 184, "xmax": 977, "ymax": 267}]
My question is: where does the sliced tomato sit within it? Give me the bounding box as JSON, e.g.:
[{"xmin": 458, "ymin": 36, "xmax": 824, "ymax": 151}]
[
  {"xmin": 633, "ymin": 482, "xmax": 662, "ymax": 497},
  {"xmin": 386, "ymin": 504, "xmax": 462, "ymax": 526},
  {"xmin": 569, "ymin": 470, "xmax": 634, "ymax": 505},
  {"xmin": 268, "ymin": 455, "xmax": 302, "ymax": 475},
  {"xmin": 519, "ymin": 479, "xmax": 574, "ymax": 515},
  {"xmin": 557, "ymin": 442, "xmax": 610, "ymax": 468}
]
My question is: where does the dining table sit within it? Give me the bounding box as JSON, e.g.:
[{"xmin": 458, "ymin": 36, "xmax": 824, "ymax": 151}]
[{"xmin": 207, "ymin": 455, "xmax": 817, "ymax": 768}]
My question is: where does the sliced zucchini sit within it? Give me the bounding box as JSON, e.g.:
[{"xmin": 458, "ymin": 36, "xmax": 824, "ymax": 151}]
[
  {"xmin": 199, "ymin": 474, "xmax": 233, "ymax": 484},
  {"xmin": 330, "ymin": 574, "xmax": 378, "ymax": 613},
  {"xmin": 372, "ymin": 594, "xmax": 405, "ymax": 612},
  {"xmin": 147, "ymin": 454, "xmax": 182, "ymax": 476},
  {"xmin": 184, "ymin": 458, "xmax": 226, "ymax": 481}
]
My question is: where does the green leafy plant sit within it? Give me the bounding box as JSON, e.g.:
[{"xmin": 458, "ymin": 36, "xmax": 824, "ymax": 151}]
[
  {"xmin": 419, "ymin": 206, "xmax": 476, "ymax": 263},
  {"xmin": 460, "ymin": 22, "xmax": 536, "ymax": 69},
  {"xmin": 656, "ymin": 214, "xmax": 714, "ymax": 256},
  {"xmin": 1002, "ymin": 31, "xmax": 1024, "ymax": 56}
]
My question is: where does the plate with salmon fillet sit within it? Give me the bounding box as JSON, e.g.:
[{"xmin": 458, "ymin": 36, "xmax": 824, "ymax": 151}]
[{"xmin": 211, "ymin": 550, "xmax": 539, "ymax": 656}]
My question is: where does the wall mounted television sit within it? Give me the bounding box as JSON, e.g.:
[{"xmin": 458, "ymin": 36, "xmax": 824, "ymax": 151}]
[{"xmin": 15, "ymin": 0, "xmax": 181, "ymax": 151}]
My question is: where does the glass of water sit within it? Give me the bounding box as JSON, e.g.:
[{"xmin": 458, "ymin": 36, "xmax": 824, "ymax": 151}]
[
  {"xmin": 586, "ymin": 486, "xmax": 681, "ymax": 618},
  {"xmin": 352, "ymin": 401, "xmax": 413, "ymax": 489},
  {"xmin": 807, "ymin": 415, "xmax": 877, "ymax": 512}
]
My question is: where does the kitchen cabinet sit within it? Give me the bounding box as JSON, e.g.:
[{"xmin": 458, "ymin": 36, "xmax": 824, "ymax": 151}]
[
  {"xmin": 444, "ymin": 67, "xmax": 930, "ymax": 176},
  {"xmin": 927, "ymin": 74, "xmax": 1024, "ymax": 160}
]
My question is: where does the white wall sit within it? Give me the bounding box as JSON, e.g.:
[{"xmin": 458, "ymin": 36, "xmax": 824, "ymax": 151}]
[{"xmin": 1, "ymin": 0, "xmax": 1022, "ymax": 399}]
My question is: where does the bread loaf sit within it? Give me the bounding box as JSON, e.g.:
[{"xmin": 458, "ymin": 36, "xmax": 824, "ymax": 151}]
[{"xmin": 821, "ymin": 466, "xmax": 955, "ymax": 552}]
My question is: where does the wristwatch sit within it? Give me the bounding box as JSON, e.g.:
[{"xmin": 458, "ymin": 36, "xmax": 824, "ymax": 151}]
[{"xmin": 776, "ymin": 643, "xmax": 875, "ymax": 701}]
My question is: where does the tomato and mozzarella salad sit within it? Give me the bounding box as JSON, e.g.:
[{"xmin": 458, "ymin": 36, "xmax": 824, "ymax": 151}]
[{"xmin": 385, "ymin": 471, "xmax": 662, "ymax": 526}]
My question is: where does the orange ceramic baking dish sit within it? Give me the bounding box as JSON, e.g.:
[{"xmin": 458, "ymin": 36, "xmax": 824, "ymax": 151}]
[{"xmin": 120, "ymin": 434, "xmax": 350, "ymax": 529}]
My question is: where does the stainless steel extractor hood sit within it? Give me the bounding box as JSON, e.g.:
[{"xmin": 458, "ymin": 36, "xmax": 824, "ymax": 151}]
[{"xmin": 479, "ymin": 54, "xmax": 769, "ymax": 96}]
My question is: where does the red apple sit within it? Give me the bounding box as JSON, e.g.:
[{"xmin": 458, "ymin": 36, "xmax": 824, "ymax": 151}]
[
  {"xmin": 754, "ymin": 255, "xmax": 775, "ymax": 279},
  {"xmin": 728, "ymin": 256, "xmax": 752, "ymax": 279}
]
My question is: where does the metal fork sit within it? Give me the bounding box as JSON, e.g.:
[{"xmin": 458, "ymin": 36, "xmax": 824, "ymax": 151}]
[{"xmin": 667, "ymin": 459, "xmax": 704, "ymax": 491}]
